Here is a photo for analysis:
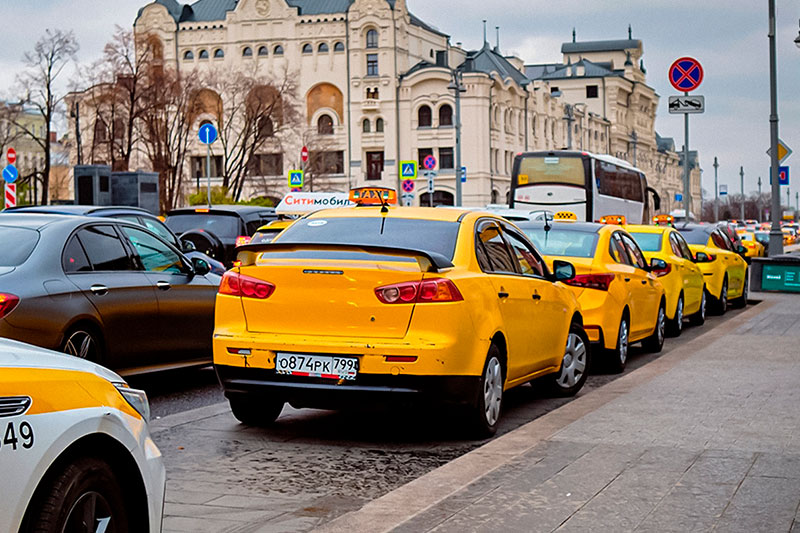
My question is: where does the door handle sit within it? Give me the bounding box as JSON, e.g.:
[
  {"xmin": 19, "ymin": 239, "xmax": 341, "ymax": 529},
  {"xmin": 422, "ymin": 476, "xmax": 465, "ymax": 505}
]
[
  {"xmin": 89, "ymin": 285, "xmax": 108, "ymax": 296},
  {"xmin": 532, "ymin": 293, "xmax": 542, "ymax": 301},
  {"xmin": 497, "ymin": 291, "xmax": 509, "ymax": 299},
  {"xmin": 156, "ymin": 281, "xmax": 171, "ymax": 291},
  {"xmin": 624, "ymin": 277, "xmax": 631, "ymax": 282},
  {"xmin": 641, "ymin": 280, "xmax": 647, "ymax": 285}
]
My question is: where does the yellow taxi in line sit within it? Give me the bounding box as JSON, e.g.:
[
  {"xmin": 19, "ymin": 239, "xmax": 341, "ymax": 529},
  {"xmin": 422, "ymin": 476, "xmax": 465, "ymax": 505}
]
[
  {"xmin": 214, "ymin": 188, "xmax": 591, "ymax": 437},
  {"xmin": 676, "ymin": 224, "xmax": 748, "ymax": 315},
  {"xmin": 0, "ymin": 338, "xmax": 165, "ymax": 532},
  {"xmin": 624, "ymin": 223, "xmax": 707, "ymax": 337},
  {"xmin": 782, "ymin": 227, "xmax": 798, "ymax": 246},
  {"xmin": 250, "ymin": 219, "xmax": 295, "ymax": 244},
  {"xmin": 518, "ymin": 217, "xmax": 667, "ymax": 374},
  {"xmin": 736, "ymin": 229, "xmax": 766, "ymax": 257}
]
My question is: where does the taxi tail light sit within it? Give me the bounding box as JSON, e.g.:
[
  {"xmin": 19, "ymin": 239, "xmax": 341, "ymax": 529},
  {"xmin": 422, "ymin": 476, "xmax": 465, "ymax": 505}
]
[
  {"xmin": 219, "ymin": 271, "xmax": 275, "ymax": 299},
  {"xmin": 652, "ymin": 263, "xmax": 672, "ymax": 277},
  {"xmin": 706, "ymin": 253, "xmax": 717, "ymax": 262},
  {"xmin": 564, "ymin": 273, "xmax": 615, "ymax": 291},
  {"xmin": 375, "ymin": 278, "xmax": 463, "ymax": 304},
  {"xmin": 0, "ymin": 293, "xmax": 19, "ymax": 319},
  {"xmin": 235, "ymin": 235, "xmax": 252, "ymax": 247}
]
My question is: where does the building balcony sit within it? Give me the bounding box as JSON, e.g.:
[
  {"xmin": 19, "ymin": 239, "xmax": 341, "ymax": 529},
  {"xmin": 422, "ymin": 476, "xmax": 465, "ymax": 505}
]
[{"xmin": 362, "ymin": 99, "xmax": 380, "ymax": 111}]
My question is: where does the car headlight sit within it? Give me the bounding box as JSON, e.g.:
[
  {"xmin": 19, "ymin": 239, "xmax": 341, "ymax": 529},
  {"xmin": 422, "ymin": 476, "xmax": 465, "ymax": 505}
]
[{"xmin": 113, "ymin": 382, "xmax": 151, "ymax": 423}]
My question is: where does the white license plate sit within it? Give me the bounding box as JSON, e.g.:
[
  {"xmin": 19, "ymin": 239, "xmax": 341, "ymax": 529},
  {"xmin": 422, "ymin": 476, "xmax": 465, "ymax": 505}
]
[{"xmin": 275, "ymin": 353, "xmax": 359, "ymax": 380}]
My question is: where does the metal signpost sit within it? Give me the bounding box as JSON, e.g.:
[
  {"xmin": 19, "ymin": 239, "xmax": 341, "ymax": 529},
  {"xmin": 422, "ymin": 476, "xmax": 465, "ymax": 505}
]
[
  {"xmin": 669, "ymin": 57, "xmax": 704, "ymax": 224},
  {"xmin": 198, "ymin": 123, "xmax": 218, "ymax": 207},
  {"xmin": 713, "ymin": 157, "xmax": 720, "ymax": 221},
  {"xmin": 3, "ymin": 159, "xmax": 17, "ymax": 209},
  {"xmin": 401, "ymin": 179, "xmax": 415, "ymax": 206},
  {"xmin": 423, "ymin": 155, "xmax": 437, "ymax": 207},
  {"xmin": 301, "ymin": 146, "xmax": 309, "ymax": 191},
  {"xmin": 768, "ymin": 0, "xmax": 783, "ymax": 255},
  {"xmin": 740, "ymin": 167, "xmax": 745, "ymax": 221}
]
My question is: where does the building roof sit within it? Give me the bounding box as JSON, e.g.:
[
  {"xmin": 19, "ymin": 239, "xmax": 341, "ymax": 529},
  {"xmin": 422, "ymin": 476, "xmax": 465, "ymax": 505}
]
[
  {"xmin": 286, "ymin": 0, "xmax": 353, "ymax": 15},
  {"xmin": 462, "ymin": 43, "xmax": 529, "ymax": 86},
  {"xmin": 656, "ymin": 133, "xmax": 675, "ymax": 153},
  {"xmin": 525, "ymin": 58, "xmax": 619, "ymax": 81},
  {"xmin": 561, "ymin": 39, "xmax": 641, "ymax": 54}
]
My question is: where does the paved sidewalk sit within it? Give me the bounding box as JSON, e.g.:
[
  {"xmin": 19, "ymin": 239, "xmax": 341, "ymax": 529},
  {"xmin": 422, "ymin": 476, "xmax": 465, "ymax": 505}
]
[{"xmin": 319, "ymin": 293, "xmax": 800, "ymax": 533}]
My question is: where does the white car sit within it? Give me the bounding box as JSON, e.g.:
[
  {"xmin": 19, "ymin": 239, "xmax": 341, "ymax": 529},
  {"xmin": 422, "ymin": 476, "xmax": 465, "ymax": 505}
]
[{"xmin": 0, "ymin": 338, "xmax": 165, "ymax": 532}]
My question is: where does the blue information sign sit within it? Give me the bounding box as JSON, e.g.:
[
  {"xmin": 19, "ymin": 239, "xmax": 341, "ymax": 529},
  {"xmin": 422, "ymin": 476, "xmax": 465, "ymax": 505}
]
[
  {"xmin": 288, "ymin": 170, "xmax": 304, "ymax": 188},
  {"xmin": 198, "ymin": 123, "xmax": 218, "ymax": 144},
  {"xmin": 400, "ymin": 161, "xmax": 417, "ymax": 179},
  {"xmin": 2, "ymin": 164, "xmax": 18, "ymax": 183},
  {"xmin": 675, "ymin": 193, "xmax": 683, "ymax": 202},
  {"xmin": 769, "ymin": 166, "xmax": 789, "ymax": 186},
  {"xmin": 460, "ymin": 166, "xmax": 467, "ymax": 183}
]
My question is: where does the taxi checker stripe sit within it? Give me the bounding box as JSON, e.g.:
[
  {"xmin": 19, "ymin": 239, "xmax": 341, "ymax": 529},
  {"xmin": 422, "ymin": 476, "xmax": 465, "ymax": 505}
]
[{"xmin": 0, "ymin": 367, "xmax": 141, "ymax": 419}]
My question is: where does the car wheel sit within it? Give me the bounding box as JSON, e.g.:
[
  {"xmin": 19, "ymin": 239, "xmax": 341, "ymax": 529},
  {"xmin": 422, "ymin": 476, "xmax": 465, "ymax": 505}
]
[
  {"xmin": 549, "ymin": 324, "xmax": 591, "ymax": 395},
  {"xmin": 467, "ymin": 344, "xmax": 504, "ymax": 438},
  {"xmin": 606, "ymin": 316, "xmax": 629, "ymax": 374},
  {"xmin": 689, "ymin": 288, "xmax": 707, "ymax": 326},
  {"xmin": 22, "ymin": 457, "xmax": 130, "ymax": 533},
  {"xmin": 710, "ymin": 276, "xmax": 728, "ymax": 315},
  {"xmin": 229, "ymin": 396, "xmax": 284, "ymax": 426},
  {"xmin": 666, "ymin": 294, "xmax": 684, "ymax": 337},
  {"xmin": 61, "ymin": 326, "xmax": 102, "ymax": 364},
  {"xmin": 731, "ymin": 270, "xmax": 748, "ymax": 309},
  {"xmin": 642, "ymin": 302, "xmax": 666, "ymax": 353}
]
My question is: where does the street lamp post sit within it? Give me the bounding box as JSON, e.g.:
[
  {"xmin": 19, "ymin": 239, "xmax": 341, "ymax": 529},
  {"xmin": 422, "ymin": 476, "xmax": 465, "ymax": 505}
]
[
  {"xmin": 758, "ymin": 176, "xmax": 763, "ymax": 221},
  {"xmin": 713, "ymin": 156, "xmax": 719, "ymax": 222},
  {"xmin": 448, "ymin": 69, "xmax": 467, "ymax": 206},
  {"xmin": 740, "ymin": 166, "xmax": 745, "ymax": 221},
  {"xmin": 768, "ymin": 0, "xmax": 783, "ymax": 255}
]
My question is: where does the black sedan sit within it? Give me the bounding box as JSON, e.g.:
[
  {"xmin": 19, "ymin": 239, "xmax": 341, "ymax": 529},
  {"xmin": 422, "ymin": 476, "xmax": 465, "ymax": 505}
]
[{"xmin": 0, "ymin": 214, "xmax": 219, "ymax": 375}]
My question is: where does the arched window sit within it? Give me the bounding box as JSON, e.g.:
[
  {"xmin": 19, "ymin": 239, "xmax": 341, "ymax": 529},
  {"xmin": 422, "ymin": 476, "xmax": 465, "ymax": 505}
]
[
  {"xmin": 273, "ymin": 45, "xmax": 284, "ymax": 55},
  {"xmin": 242, "ymin": 47, "xmax": 253, "ymax": 57},
  {"xmin": 376, "ymin": 118, "xmax": 384, "ymax": 133},
  {"xmin": 302, "ymin": 43, "xmax": 313, "ymax": 54},
  {"xmin": 257, "ymin": 117, "xmax": 274, "ymax": 139},
  {"xmin": 439, "ymin": 104, "xmax": 453, "ymax": 127},
  {"xmin": 198, "ymin": 49, "xmax": 209, "ymax": 59},
  {"xmin": 417, "ymin": 105, "xmax": 432, "ymax": 128},
  {"xmin": 183, "ymin": 50, "xmax": 194, "ymax": 60},
  {"xmin": 318, "ymin": 43, "xmax": 329, "ymax": 53},
  {"xmin": 213, "ymin": 48, "xmax": 224, "ymax": 58},
  {"xmin": 362, "ymin": 118, "xmax": 371, "ymax": 133},
  {"xmin": 258, "ymin": 46, "xmax": 268, "ymax": 56},
  {"xmin": 317, "ymin": 114, "xmax": 334, "ymax": 135},
  {"xmin": 334, "ymin": 42, "xmax": 345, "ymax": 52},
  {"xmin": 366, "ymin": 29, "xmax": 378, "ymax": 49}
]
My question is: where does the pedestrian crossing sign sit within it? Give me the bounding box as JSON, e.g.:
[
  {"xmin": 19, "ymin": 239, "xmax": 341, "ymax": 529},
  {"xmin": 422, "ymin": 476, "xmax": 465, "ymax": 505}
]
[
  {"xmin": 400, "ymin": 160, "xmax": 417, "ymax": 179},
  {"xmin": 288, "ymin": 170, "xmax": 304, "ymax": 188}
]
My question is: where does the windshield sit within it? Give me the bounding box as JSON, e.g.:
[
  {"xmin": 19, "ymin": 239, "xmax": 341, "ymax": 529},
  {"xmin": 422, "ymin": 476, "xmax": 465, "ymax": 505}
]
[
  {"xmin": 517, "ymin": 156, "xmax": 586, "ymax": 187},
  {"xmin": 166, "ymin": 213, "xmax": 240, "ymax": 239},
  {"xmin": 677, "ymin": 228, "xmax": 711, "ymax": 245},
  {"xmin": 628, "ymin": 232, "xmax": 663, "ymax": 252},
  {"xmin": 521, "ymin": 227, "xmax": 599, "ymax": 258},
  {"xmin": 0, "ymin": 226, "xmax": 40, "ymax": 266},
  {"xmin": 275, "ymin": 217, "xmax": 461, "ymax": 259},
  {"xmin": 739, "ymin": 233, "xmax": 753, "ymax": 241}
]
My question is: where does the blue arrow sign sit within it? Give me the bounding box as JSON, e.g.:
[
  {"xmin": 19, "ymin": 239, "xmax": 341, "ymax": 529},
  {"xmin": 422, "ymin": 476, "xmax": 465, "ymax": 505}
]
[
  {"xmin": 2, "ymin": 164, "xmax": 18, "ymax": 183},
  {"xmin": 675, "ymin": 193, "xmax": 683, "ymax": 202},
  {"xmin": 198, "ymin": 123, "xmax": 218, "ymax": 145},
  {"xmin": 460, "ymin": 166, "xmax": 467, "ymax": 183}
]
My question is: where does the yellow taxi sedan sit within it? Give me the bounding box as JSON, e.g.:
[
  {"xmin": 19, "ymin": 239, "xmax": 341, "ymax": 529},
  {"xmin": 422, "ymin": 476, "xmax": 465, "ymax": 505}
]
[
  {"xmin": 250, "ymin": 219, "xmax": 295, "ymax": 244},
  {"xmin": 737, "ymin": 230, "xmax": 765, "ymax": 257},
  {"xmin": 214, "ymin": 188, "xmax": 591, "ymax": 437},
  {"xmin": 518, "ymin": 219, "xmax": 667, "ymax": 374},
  {"xmin": 625, "ymin": 223, "xmax": 707, "ymax": 336},
  {"xmin": 677, "ymin": 224, "xmax": 748, "ymax": 314}
]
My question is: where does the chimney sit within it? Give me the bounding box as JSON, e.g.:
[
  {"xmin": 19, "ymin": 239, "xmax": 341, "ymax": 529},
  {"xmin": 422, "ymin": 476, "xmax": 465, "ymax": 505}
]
[{"xmin": 494, "ymin": 26, "xmax": 500, "ymax": 54}]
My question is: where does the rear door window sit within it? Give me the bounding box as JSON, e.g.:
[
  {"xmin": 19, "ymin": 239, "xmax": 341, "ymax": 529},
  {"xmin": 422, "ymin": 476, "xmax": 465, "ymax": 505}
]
[
  {"xmin": 76, "ymin": 225, "xmax": 134, "ymax": 271},
  {"xmin": 610, "ymin": 232, "xmax": 632, "ymax": 265},
  {"xmin": 711, "ymin": 231, "xmax": 731, "ymax": 250},
  {"xmin": 475, "ymin": 221, "xmax": 518, "ymax": 274},
  {"xmin": 620, "ymin": 233, "xmax": 648, "ymax": 269},
  {"xmin": 502, "ymin": 227, "xmax": 545, "ymax": 277}
]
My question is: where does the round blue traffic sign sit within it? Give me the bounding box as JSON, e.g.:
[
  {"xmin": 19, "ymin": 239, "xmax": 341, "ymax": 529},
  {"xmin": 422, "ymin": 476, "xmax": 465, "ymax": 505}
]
[
  {"xmin": 669, "ymin": 57, "xmax": 703, "ymax": 92},
  {"xmin": 198, "ymin": 122, "xmax": 218, "ymax": 144},
  {"xmin": 423, "ymin": 155, "xmax": 437, "ymax": 170},
  {"xmin": 2, "ymin": 164, "xmax": 18, "ymax": 184}
]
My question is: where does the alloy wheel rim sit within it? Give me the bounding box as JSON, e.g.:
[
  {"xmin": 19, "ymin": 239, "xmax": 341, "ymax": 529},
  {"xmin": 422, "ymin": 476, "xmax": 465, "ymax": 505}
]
[
  {"xmin": 64, "ymin": 331, "xmax": 95, "ymax": 360},
  {"xmin": 721, "ymin": 281, "xmax": 728, "ymax": 306},
  {"xmin": 62, "ymin": 491, "xmax": 113, "ymax": 533},
  {"xmin": 700, "ymin": 291, "xmax": 707, "ymax": 319},
  {"xmin": 558, "ymin": 333, "xmax": 587, "ymax": 388},
  {"xmin": 618, "ymin": 320, "xmax": 629, "ymax": 365},
  {"xmin": 657, "ymin": 307, "xmax": 666, "ymax": 343},
  {"xmin": 676, "ymin": 298, "xmax": 684, "ymax": 330},
  {"xmin": 483, "ymin": 357, "xmax": 502, "ymax": 426}
]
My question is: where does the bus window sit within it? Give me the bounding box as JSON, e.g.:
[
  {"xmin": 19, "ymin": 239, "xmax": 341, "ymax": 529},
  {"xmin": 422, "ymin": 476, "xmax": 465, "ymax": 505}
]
[
  {"xmin": 517, "ymin": 156, "xmax": 586, "ymax": 187},
  {"xmin": 595, "ymin": 161, "xmax": 644, "ymax": 202}
]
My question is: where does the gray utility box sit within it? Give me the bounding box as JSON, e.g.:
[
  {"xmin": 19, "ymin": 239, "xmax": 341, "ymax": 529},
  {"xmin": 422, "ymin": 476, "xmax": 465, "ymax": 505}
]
[
  {"xmin": 74, "ymin": 165, "xmax": 112, "ymax": 206},
  {"xmin": 111, "ymin": 171, "xmax": 160, "ymax": 215}
]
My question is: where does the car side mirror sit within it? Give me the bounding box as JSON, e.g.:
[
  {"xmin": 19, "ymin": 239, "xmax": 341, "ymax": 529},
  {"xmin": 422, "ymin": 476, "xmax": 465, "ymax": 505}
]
[
  {"xmin": 552, "ymin": 259, "xmax": 576, "ymax": 282},
  {"xmin": 736, "ymin": 244, "xmax": 747, "ymax": 255},
  {"xmin": 649, "ymin": 257, "xmax": 668, "ymax": 274},
  {"xmin": 694, "ymin": 252, "xmax": 710, "ymax": 263},
  {"xmin": 191, "ymin": 257, "xmax": 211, "ymax": 276},
  {"xmin": 182, "ymin": 240, "xmax": 197, "ymax": 253}
]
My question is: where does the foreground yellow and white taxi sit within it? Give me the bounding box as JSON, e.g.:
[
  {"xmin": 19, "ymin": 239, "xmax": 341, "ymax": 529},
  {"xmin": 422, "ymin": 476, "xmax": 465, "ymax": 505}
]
[
  {"xmin": 518, "ymin": 215, "xmax": 667, "ymax": 374},
  {"xmin": 214, "ymin": 188, "xmax": 590, "ymax": 437},
  {"xmin": 1, "ymin": 338, "xmax": 165, "ymax": 532},
  {"xmin": 625, "ymin": 217, "xmax": 707, "ymax": 337}
]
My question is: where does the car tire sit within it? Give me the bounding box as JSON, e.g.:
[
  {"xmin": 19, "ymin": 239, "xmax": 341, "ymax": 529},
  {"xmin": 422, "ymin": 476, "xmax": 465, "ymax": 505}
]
[
  {"xmin": 731, "ymin": 270, "xmax": 748, "ymax": 309},
  {"xmin": 229, "ymin": 396, "xmax": 284, "ymax": 426},
  {"xmin": 642, "ymin": 301, "xmax": 666, "ymax": 353},
  {"xmin": 549, "ymin": 323, "xmax": 591, "ymax": 396},
  {"xmin": 467, "ymin": 344, "xmax": 504, "ymax": 438},
  {"xmin": 606, "ymin": 315, "xmax": 629, "ymax": 374},
  {"xmin": 689, "ymin": 288, "xmax": 707, "ymax": 326},
  {"xmin": 666, "ymin": 294, "xmax": 684, "ymax": 337},
  {"xmin": 710, "ymin": 276, "xmax": 728, "ymax": 315},
  {"xmin": 22, "ymin": 457, "xmax": 130, "ymax": 533},
  {"xmin": 61, "ymin": 325, "xmax": 102, "ymax": 364}
]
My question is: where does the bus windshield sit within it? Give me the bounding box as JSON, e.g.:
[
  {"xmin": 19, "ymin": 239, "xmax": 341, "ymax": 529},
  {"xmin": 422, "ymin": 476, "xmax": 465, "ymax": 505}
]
[{"xmin": 517, "ymin": 156, "xmax": 586, "ymax": 187}]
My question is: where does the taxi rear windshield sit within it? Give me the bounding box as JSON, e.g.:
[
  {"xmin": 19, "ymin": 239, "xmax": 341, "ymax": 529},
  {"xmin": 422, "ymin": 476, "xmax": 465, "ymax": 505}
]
[
  {"xmin": 521, "ymin": 227, "xmax": 598, "ymax": 258},
  {"xmin": 628, "ymin": 232, "xmax": 662, "ymax": 252},
  {"xmin": 275, "ymin": 217, "xmax": 460, "ymax": 259},
  {"xmin": 677, "ymin": 228, "xmax": 711, "ymax": 245},
  {"xmin": 0, "ymin": 226, "xmax": 40, "ymax": 266}
]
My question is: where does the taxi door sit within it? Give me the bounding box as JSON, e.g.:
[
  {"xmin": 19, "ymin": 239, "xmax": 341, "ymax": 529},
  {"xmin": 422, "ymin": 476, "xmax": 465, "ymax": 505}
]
[
  {"xmin": 671, "ymin": 231, "xmax": 703, "ymax": 310},
  {"xmin": 475, "ymin": 221, "xmax": 536, "ymax": 382},
  {"xmin": 711, "ymin": 230, "xmax": 746, "ymax": 295},
  {"xmin": 619, "ymin": 233, "xmax": 661, "ymax": 339}
]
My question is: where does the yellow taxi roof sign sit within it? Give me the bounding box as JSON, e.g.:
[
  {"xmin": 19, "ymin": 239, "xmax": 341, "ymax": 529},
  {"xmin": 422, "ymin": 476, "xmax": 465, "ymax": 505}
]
[
  {"xmin": 349, "ymin": 187, "xmax": 398, "ymax": 205},
  {"xmin": 652, "ymin": 214, "xmax": 674, "ymax": 226},
  {"xmin": 599, "ymin": 215, "xmax": 626, "ymax": 225},
  {"xmin": 553, "ymin": 211, "xmax": 578, "ymax": 221}
]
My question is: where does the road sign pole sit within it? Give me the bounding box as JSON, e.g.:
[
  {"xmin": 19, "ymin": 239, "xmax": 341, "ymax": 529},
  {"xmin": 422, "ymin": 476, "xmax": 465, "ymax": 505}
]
[
  {"xmin": 454, "ymin": 72, "xmax": 463, "ymax": 207},
  {"xmin": 206, "ymin": 142, "xmax": 212, "ymax": 207},
  {"xmin": 768, "ymin": 0, "xmax": 783, "ymax": 255},
  {"xmin": 683, "ymin": 92, "xmax": 690, "ymax": 222},
  {"xmin": 713, "ymin": 157, "xmax": 719, "ymax": 222},
  {"xmin": 740, "ymin": 166, "xmax": 745, "ymax": 221}
]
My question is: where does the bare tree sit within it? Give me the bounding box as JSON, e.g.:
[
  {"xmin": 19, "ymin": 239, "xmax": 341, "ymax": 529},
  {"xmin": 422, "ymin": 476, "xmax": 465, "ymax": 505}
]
[
  {"xmin": 15, "ymin": 29, "xmax": 79, "ymax": 203},
  {"xmin": 0, "ymin": 102, "xmax": 22, "ymax": 159},
  {"xmin": 301, "ymin": 128, "xmax": 345, "ymax": 192}
]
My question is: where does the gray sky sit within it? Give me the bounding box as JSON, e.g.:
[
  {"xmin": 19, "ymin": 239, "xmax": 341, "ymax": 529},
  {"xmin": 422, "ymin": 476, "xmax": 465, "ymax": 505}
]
[{"xmin": 1, "ymin": 0, "xmax": 798, "ymax": 203}]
